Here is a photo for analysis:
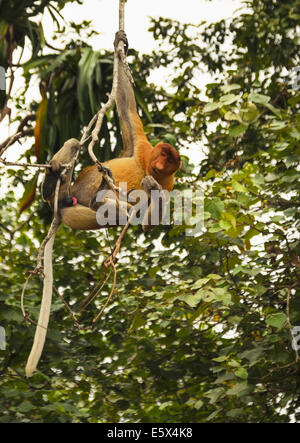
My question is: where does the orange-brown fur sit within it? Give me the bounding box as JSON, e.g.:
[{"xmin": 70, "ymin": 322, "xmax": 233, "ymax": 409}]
[{"xmin": 43, "ymin": 31, "xmax": 180, "ymax": 231}]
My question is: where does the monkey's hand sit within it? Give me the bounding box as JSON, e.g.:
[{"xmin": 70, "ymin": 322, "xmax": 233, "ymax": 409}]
[
  {"xmin": 114, "ymin": 30, "xmax": 129, "ymax": 55},
  {"xmin": 141, "ymin": 176, "xmax": 168, "ymax": 233},
  {"xmin": 142, "ymin": 175, "xmax": 163, "ymax": 195},
  {"xmin": 49, "ymin": 138, "xmax": 80, "ymax": 173},
  {"xmin": 49, "ymin": 158, "xmax": 62, "ymax": 173},
  {"xmin": 98, "ymin": 164, "xmax": 115, "ymax": 182},
  {"xmin": 49, "ymin": 159, "xmax": 71, "ymax": 184},
  {"xmin": 90, "ymin": 165, "xmax": 115, "ymax": 210}
]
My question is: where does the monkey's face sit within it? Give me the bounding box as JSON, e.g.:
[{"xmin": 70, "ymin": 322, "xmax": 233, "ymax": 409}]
[{"xmin": 149, "ymin": 143, "xmax": 181, "ymax": 177}]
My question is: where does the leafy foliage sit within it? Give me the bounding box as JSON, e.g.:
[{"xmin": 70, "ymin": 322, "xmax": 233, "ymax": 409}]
[{"xmin": 0, "ymin": 0, "xmax": 300, "ymax": 423}]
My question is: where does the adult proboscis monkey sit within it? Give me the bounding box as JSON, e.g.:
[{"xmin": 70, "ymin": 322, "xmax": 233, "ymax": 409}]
[
  {"xmin": 42, "ymin": 31, "xmax": 181, "ymax": 231},
  {"xmin": 26, "ymin": 32, "xmax": 181, "ymax": 378}
]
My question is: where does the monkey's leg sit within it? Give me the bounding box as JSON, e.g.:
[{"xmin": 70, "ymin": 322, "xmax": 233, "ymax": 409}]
[
  {"xmin": 61, "ymin": 199, "xmax": 129, "ymax": 231},
  {"xmin": 141, "ymin": 176, "xmax": 168, "ymax": 231},
  {"xmin": 60, "ymin": 204, "xmax": 100, "ymax": 230},
  {"xmin": 90, "ymin": 167, "xmax": 131, "ymax": 223}
]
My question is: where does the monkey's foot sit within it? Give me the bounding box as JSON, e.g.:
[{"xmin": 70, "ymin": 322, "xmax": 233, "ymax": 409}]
[{"xmin": 114, "ymin": 30, "xmax": 128, "ymax": 54}]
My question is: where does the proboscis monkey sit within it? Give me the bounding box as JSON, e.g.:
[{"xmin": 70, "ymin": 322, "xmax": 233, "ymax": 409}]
[
  {"xmin": 26, "ymin": 31, "xmax": 181, "ymax": 378},
  {"xmin": 42, "ymin": 31, "xmax": 181, "ymax": 231}
]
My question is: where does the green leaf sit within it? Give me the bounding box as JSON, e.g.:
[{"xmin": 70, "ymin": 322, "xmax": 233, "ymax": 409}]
[
  {"xmin": 208, "ymin": 223, "xmax": 223, "ymax": 233},
  {"xmin": 77, "ymin": 47, "xmax": 101, "ymax": 122},
  {"xmin": 163, "ymin": 133, "xmax": 177, "ymax": 146},
  {"xmin": 264, "ymin": 103, "xmax": 282, "ymax": 118},
  {"xmin": 194, "ymin": 400, "xmax": 204, "ymax": 410},
  {"xmin": 34, "ymin": 96, "xmax": 48, "ymax": 162},
  {"xmin": 203, "ymin": 101, "xmax": 221, "ymax": 113},
  {"xmin": 181, "ymin": 292, "xmax": 203, "ymax": 308},
  {"xmin": 205, "ymin": 198, "xmax": 224, "ymax": 219},
  {"xmin": 207, "ymin": 274, "xmax": 222, "ymax": 280},
  {"xmin": 248, "ymin": 93, "xmax": 270, "ymax": 104},
  {"xmin": 18, "ymin": 173, "xmax": 39, "ymax": 213},
  {"xmin": 241, "ymin": 102, "xmax": 259, "ymax": 122},
  {"xmin": 213, "ymin": 355, "xmax": 228, "ymax": 362},
  {"xmin": 226, "ymin": 408, "xmax": 244, "ymax": 418},
  {"xmin": 135, "ymin": 84, "xmax": 153, "ymax": 123},
  {"xmin": 129, "ymin": 313, "xmax": 147, "ymax": 332},
  {"xmin": 224, "ymin": 111, "xmax": 242, "ymax": 122},
  {"xmin": 221, "ymin": 84, "xmax": 241, "ymax": 93},
  {"xmin": 239, "ymin": 347, "xmax": 265, "ymax": 366},
  {"xmin": 191, "ymin": 274, "xmax": 221, "ymax": 290},
  {"xmin": 219, "ymin": 219, "xmax": 232, "ymax": 231},
  {"xmin": 229, "ymin": 123, "xmax": 248, "ymax": 137},
  {"xmin": 222, "ymin": 212, "xmax": 236, "ymax": 229},
  {"xmin": 205, "ymin": 388, "xmax": 225, "ymax": 404},
  {"xmin": 220, "ymin": 93, "xmax": 240, "ymax": 105},
  {"xmin": 227, "ymin": 383, "xmax": 250, "ymax": 397},
  {"xmin": 265, "ymin": 313, "xmax": 287, "ymax": 329},
  {"xmin": 232, "ymin": 181, "xmax": 247, "ymax": 193},
  {"xmin": 234, "ymin": 368, "xmax": 248, "ymax": 380},
  {"xmin": 191, "ymin": 277, "xmax": 210, "ymax": 289}
]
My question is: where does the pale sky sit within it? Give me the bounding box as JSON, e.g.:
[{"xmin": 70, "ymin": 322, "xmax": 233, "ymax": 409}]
[
  {"xmin": 4, "ymin": 0, "xmax": 245, "ymax": 133},
  {"xmin": 58, "ymin": 0, "xmax": 245, "ymax": 90},
  {"xmin": 59, "ymin": 0, "xmax": 244, "ymax": 53}
]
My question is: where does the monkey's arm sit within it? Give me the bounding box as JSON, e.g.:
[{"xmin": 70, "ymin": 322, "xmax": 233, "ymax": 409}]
[
  {"xmin": 42, "ymin": 138, "xmax": 80, "ymax": 206},
  {"xmin": 42, "ymin": 139, "xmax": 101, "ymax": 230},
  {"xmin": 114, "ymin": 31, "xmax": 151, "ymax": 161},
  {"xmin": 141, "ymin": 175, "xmax": 168, "ymax": 231}
]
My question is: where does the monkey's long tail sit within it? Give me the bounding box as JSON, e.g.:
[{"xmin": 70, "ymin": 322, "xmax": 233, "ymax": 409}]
[{"xmin": 25, "ymin": 229, "xmax": 57, "ymax": 377}]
